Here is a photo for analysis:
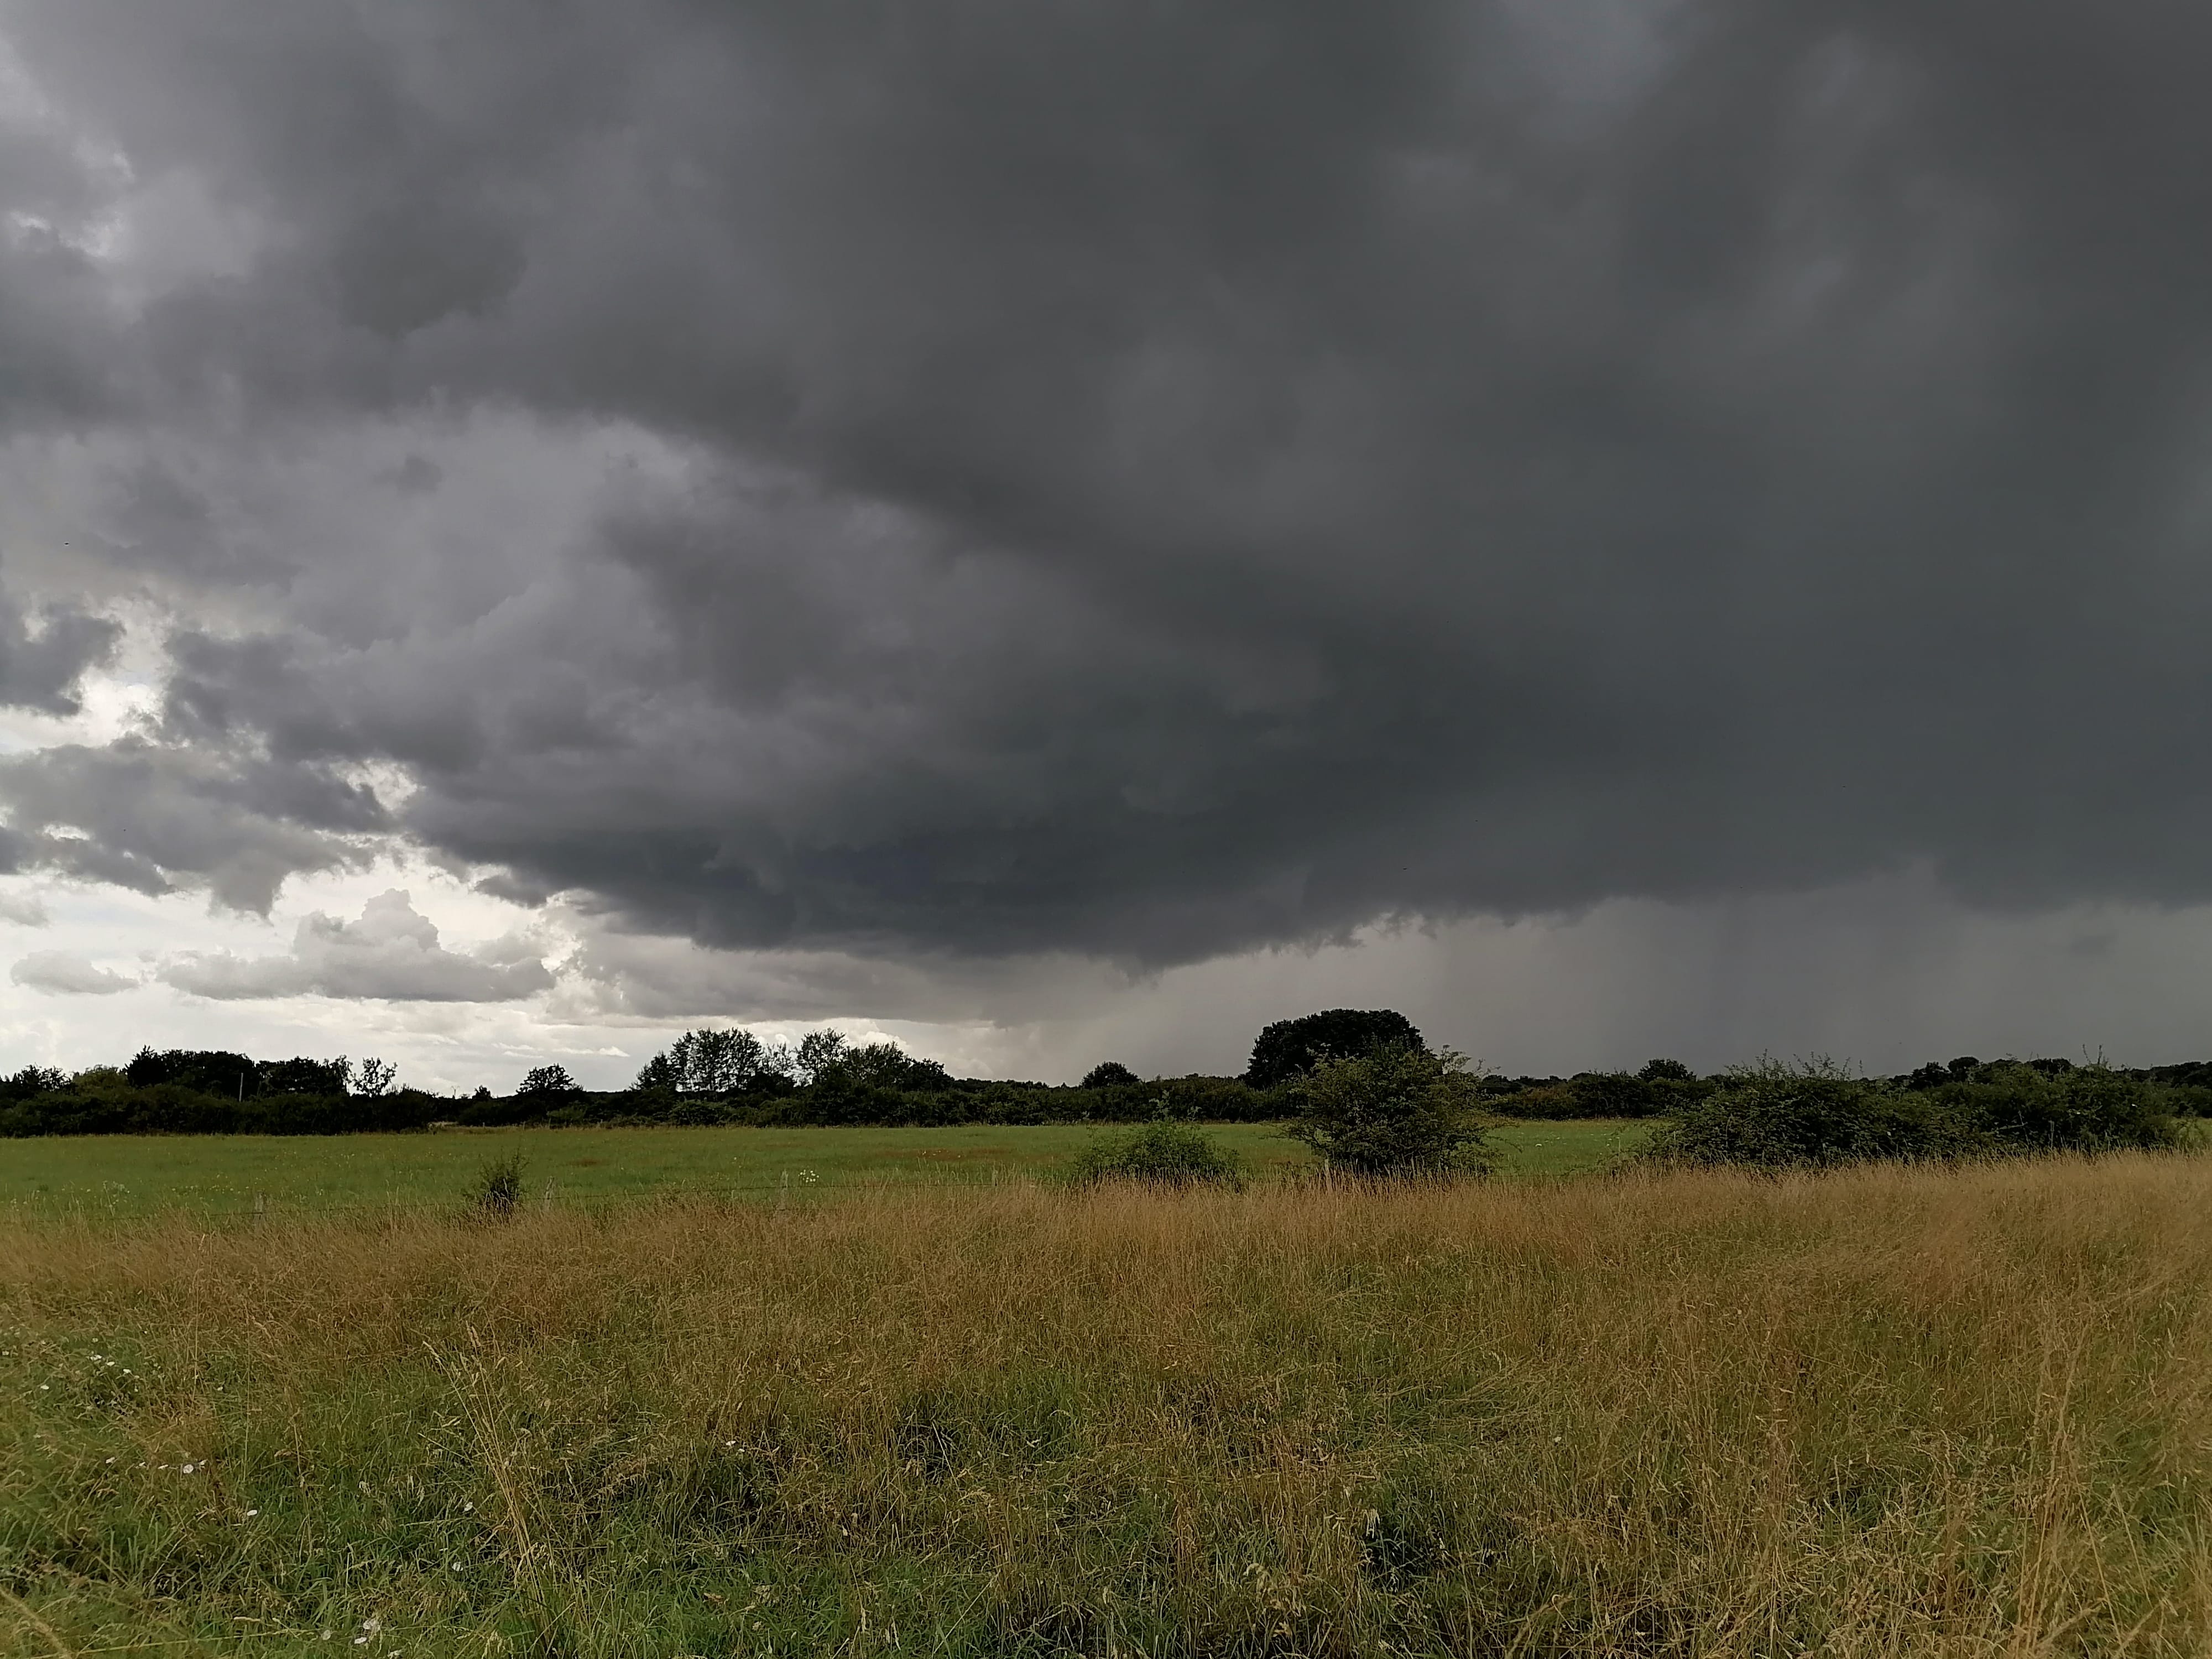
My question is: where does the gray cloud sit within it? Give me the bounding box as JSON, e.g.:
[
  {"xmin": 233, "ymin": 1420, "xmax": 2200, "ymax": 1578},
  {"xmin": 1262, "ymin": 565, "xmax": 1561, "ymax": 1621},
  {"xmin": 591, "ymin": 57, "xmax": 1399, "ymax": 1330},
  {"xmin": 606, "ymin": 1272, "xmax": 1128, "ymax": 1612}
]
[
  {"xmin": 0, "ymin": 890, "xmax": 49, "ymax": 926},
  {"xmin": 162, "ymin": 888, "xmax": 556, "ymax": 1001},
  {"xmin": 0, "ymin": 587, "xmax": 118, "ymax": 713},
  {"xmin": 0, "ymin": 739, "xmax": 385, "ymax": 911},
  {"xmin": 12, "ymin": 948, "xmax": 134, "ymax": 994},
  {"xmin": 2, "ymin": 2, "xmax": 2210, "ymax": 979}
]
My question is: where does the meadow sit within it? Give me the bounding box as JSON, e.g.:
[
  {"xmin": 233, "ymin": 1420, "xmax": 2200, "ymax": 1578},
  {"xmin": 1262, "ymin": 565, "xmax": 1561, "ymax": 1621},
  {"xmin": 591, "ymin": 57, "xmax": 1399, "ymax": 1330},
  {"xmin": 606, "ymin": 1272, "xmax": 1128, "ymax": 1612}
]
[
  {"xmin": 0, "ymin": 1120, "xmax": 1651, "ymax": 1220},
  {"xmin": 2, "ymin": 1151, "xmax": 2209, "ymax": 1656}
]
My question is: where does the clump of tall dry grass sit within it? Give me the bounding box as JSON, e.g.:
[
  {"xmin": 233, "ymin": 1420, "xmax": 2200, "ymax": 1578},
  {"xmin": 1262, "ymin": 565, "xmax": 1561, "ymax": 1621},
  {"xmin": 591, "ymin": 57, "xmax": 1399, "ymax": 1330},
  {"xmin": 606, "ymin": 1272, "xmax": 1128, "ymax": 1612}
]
[{"xmin": 2, "ymin": 1155, "xmax": 2209, "ymax": 1656}]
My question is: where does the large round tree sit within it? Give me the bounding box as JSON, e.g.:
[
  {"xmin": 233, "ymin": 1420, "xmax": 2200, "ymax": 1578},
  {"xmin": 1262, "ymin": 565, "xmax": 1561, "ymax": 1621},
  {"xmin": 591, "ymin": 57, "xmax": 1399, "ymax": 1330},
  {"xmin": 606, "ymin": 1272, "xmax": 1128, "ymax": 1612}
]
[{"xmin": 1244, "ymin": 1009, "xmax": 1423, "ymax": 1088}]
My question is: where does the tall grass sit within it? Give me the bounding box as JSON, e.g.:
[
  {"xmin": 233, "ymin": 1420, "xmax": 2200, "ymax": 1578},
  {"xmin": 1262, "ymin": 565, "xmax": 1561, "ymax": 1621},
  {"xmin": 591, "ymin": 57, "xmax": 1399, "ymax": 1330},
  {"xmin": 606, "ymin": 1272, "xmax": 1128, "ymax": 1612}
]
[{"xmin": 2, "ymin": 1155, "xmax": 2209, "ymax": 1655}]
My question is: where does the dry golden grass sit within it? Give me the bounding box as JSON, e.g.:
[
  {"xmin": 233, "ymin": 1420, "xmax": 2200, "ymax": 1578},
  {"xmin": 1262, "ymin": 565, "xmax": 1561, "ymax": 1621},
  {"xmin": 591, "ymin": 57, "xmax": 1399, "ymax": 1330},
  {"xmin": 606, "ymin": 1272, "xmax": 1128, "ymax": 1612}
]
[{"xmin": 2, "ymin": 1155, "xmax": 2209, "ymax": 1656}]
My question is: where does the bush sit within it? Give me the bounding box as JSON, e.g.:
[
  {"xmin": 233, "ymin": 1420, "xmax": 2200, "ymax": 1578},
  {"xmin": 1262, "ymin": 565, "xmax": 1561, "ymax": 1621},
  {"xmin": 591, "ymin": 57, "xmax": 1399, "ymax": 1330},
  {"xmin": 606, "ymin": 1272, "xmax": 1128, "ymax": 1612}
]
[
  {"xmin": 1286, "ymin": 1043, "xmax": 1494, "ymax": 1177},
  {"xmin": 466, "ymin": 1154, "xmax": 526, "ymax": 1218},
  {"xmin": 1066, "ymin": 1120, "xmax": 1245, "ymax": 1188},
  {"xmin": 1645, "ymin": 1057, "xmax": 1966, "ymax": 1170},
  {"xmin": 1927, "ymin": 1061, "xmax": 2182, "ymax": 1154},
  {"xmin": 1150, "ymin": 1073, "xmax": 1281, "ymax": 1121},
  {"xmin": 1564, "ymin": 1071, "xmax": 1657, "ymax": 1117},
  {"xmin": 1645, "ymin": 1056, "xmax": 2182, "ymax": 1171}
]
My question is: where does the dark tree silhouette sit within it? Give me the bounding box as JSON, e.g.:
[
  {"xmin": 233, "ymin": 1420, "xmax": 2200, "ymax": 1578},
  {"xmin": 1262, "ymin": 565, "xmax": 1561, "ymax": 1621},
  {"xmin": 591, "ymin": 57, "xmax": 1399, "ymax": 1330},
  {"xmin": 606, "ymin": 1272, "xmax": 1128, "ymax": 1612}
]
[{"xmin": 1244, "ymin": 1010, "xmax": 1423, "ymax": 1088}]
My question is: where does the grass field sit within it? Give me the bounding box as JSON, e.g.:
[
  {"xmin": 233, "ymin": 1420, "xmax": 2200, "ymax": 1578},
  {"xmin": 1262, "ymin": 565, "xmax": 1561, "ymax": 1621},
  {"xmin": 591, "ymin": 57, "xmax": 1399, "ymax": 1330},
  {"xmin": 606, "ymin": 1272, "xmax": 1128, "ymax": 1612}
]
[
  {"xmin": 0, "ymin": 1119, "xmax": 1653, "ymax": 1219},
  {"xmin": 2, "ymin": 1151, "xmax": 2209, "ymax": 1655}
]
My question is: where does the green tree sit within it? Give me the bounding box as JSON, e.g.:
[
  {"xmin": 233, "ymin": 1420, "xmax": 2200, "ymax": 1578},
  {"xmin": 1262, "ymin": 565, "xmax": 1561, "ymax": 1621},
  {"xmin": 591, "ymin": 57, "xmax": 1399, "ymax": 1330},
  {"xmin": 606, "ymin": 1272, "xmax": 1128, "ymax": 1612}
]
[
  {"xmin": 795, "ymin": 1029, "xmax": 850, "ymax": 1083},
  {"xmin": 1286, "ymin": 1042, "xmax": 1494, "ymax": 1176},
  {"xmin": 518, "ymin": 1063, "xmax": 578, "ymax": 1097}
]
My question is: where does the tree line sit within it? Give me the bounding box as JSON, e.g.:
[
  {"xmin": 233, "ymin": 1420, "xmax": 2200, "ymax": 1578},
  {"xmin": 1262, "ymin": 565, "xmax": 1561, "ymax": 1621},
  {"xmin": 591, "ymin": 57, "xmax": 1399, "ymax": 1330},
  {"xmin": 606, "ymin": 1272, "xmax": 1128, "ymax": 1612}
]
[{"xmin": 0, "ymin": 1010, "xmax": 2203, "ymax": 1157}]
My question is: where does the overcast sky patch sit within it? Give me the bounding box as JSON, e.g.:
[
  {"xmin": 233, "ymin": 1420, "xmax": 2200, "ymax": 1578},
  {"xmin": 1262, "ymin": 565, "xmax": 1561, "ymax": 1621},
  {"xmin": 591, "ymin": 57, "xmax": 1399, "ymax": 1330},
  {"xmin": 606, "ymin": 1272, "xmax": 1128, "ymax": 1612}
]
[{"xmin": 0, "ymin": 2, "xmax": 2208, "ymax": 1075}]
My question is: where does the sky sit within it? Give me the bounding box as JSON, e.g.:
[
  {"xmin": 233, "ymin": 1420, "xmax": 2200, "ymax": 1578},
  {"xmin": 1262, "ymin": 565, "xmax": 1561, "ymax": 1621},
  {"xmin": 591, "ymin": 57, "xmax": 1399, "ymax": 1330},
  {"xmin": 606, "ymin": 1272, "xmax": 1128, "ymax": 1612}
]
[{"xmin": 3, "ymin": 0, "xmax": 2212, "ymax": 1092}]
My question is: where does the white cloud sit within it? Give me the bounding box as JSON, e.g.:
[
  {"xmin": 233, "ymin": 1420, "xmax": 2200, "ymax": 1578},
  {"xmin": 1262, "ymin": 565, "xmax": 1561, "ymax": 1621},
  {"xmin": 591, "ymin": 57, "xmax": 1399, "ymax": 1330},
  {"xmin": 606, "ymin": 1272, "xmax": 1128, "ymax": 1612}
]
[
  {"xmin": 12, "ymin": 948, "xmax": 133, "ymax": 994},
  {"xmin": 162, "ymin": 888, "xmax": 557, "ymax": 1003}
]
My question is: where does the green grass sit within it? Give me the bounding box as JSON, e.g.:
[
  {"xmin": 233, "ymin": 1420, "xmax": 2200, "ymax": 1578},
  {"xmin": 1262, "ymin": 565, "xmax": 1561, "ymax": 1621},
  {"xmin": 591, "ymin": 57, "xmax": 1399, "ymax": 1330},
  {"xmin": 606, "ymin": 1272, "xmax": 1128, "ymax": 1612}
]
[{"xmin": 0, "ymin": 1119, "xmax": 1653, "ymax": 1219}]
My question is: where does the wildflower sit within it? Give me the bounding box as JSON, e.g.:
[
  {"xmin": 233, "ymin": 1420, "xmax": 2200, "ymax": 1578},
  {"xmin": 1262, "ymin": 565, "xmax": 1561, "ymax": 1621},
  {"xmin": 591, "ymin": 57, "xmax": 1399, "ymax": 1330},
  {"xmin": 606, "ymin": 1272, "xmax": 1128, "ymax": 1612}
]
[
  {"xmin": 245, "ymin": 1509, "xmax": 259, "ymax": 1517},
  {"xmin": 181, "ymin": 1463, "xmax": 197, "ymax": 1474}
]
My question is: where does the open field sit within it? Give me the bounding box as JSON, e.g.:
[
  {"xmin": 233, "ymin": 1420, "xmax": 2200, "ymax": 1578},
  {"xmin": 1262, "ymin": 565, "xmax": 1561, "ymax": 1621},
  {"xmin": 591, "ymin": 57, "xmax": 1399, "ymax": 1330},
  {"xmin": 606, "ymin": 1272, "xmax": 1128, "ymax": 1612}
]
[
  {"xmin": 0, "ymin": 1120, "xmax": 1653, "ymax": 1219},
  {"xmin": 2, "ymin": 1153, "xmax": 2209, "ymax": 1656}
]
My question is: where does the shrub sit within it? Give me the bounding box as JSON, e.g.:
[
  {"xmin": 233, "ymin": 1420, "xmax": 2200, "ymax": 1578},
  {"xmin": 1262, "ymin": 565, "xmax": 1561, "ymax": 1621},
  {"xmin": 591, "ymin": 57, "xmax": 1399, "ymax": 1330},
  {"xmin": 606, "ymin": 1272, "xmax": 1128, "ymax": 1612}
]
[
  {"xmin": 1286, "ymin": 1043, "xmax": 1494, "ymax": 1177},
  {"xmin": 1245, "ymin": 1009, "xmax": 1424, "ymax": 1088},
  {"xmin": 1929, "ymin": 1061, "xmax": 2182, "ymax": 1154},
  {"xmin": 1150, "ymin": 1074, "xmax": 1281, "ymax": 1121},
  {"xmin": 1565, "ymin": 1071, "xmax": 1657, "ymax": 1117},
  {"xmin": 1066, "ymin": 1120, "xmax": 1245, "ymax": 1188},
  {"xmin": 1478, "ymin": 1081, "xmax": 1575, "ymax": 1120},
  {"xmin": 466, "ymin": 1154, "xmax": 526, "ymax": 1218},
  {"xmin": 1647, "ymin": 1057, "xmax": 1979, "ymax": 1170}
]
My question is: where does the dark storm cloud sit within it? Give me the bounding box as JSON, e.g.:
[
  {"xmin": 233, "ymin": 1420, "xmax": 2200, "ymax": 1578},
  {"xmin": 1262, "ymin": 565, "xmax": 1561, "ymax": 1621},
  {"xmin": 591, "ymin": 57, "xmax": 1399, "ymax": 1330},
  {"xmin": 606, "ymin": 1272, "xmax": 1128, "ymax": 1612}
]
[
  {"xmin": 4, "ymin": 1, "xmax": 2212, "ymax": 961},
  {"xmin": 0, "ymin": 740, "xmax": 385, "ymax": 911},
  {"xmin": 0, "ymin": 588, "xmax": 118, "ymax": 713}
]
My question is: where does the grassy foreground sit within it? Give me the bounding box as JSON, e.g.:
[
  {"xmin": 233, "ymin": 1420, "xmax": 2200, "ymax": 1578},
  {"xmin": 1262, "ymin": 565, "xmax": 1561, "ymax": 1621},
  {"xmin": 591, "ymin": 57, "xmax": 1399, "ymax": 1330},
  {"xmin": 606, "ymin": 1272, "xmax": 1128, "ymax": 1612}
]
[
  {"xmin": 3, "ymin": 1157, "xmax": 2210, "ymax": 1657},
  {"xmin": 0, "ymin": 1120, "xmax": 1652, "ymax": 1218}
]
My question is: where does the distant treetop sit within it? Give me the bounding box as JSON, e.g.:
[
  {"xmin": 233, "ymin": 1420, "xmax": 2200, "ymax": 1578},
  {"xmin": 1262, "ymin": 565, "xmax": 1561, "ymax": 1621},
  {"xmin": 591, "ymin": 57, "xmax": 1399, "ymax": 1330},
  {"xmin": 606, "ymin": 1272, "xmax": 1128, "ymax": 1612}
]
[
  {"xmin": 518, "ymin": 1063, "xmax": 579, "ymax": 1097},
  {"xmin": 1082, "ymin": 1061, "xmax": 1140, "ymax": 1089},
  {"xmin": 1244, "ymin": 1009, "xmax": 1423, "ymax": 1088}
]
